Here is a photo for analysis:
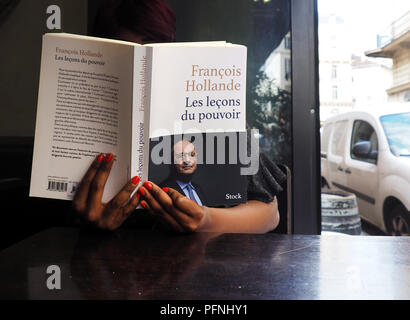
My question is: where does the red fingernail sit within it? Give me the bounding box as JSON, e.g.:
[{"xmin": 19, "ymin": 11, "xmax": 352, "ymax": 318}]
[
  {"xmin": 136, "ymin": 193, "xmax": 140, "ymax": 199},
  {"xmin": 139, "ymin": 188, "xmax": 145, "ymax": 196},
  {"xmin": 162, "ymin": 187, "xmax": 169, "ymax": 193},
  {"xmin": 132, "ymin": 176, "xmax": 140, "ymax": 185},
  {"xmin": 144, "ymin": 181, "xmax": 153, "ymax": 190},
  {"xmin": 141, "ymin": 201, "xmax": 147, "ymax": 208},
  {"xmin": 97, "ymin": 153, "xmax": 104, "ymax": 162},
  {"xmin": 105, "ymin": 153, "xmax": 114, "ymax": 162}
]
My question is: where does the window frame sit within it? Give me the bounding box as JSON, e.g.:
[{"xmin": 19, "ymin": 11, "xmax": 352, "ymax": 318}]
[{"xmin": 291, "ymin": 0, "xmax": 320, "ymax": 234}]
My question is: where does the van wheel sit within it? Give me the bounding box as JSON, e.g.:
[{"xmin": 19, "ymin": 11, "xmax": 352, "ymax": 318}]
[{"xmin": 387, "ymin": 205, "xmax": 410, "ymax": 236}]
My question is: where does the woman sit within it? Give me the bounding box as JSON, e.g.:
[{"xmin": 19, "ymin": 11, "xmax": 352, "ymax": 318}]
[{"xmin": 72, "ymin": 0, "xmax": 286, "ymax": 233}]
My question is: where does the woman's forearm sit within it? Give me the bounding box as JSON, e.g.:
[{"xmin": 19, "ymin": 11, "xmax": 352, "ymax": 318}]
[{"xmin": 197, "ymin": 198, "xmax": 280, "ymax": 234}]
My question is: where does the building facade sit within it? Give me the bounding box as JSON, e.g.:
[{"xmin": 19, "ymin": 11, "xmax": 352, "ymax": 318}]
[
  {"xmin": 351, "ymin": 55, "xmax": 392, "ymax": 108},
  {"xmin": 260, "ymin": 32, "xmax": 291, "ymax": 92},
  {"xmin": 319, "ymin": 13, "xmax": 354, "ymax": 122},
  {"xmin": 366, "ymin": 11, "xmax": 410, "ymax": 102}
]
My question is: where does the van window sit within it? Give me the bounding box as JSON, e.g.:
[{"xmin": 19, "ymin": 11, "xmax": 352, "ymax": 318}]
[
  {"xmin": 350, "ymin": 120, "xmax": 378, "ymax": 164},
  {"xmin": 380, "ymin": 112, "xmax": 410, "ymax": 157},
  {"xmin": 330, "ymin": 120, "xmax": 347, "ymax": 156}
]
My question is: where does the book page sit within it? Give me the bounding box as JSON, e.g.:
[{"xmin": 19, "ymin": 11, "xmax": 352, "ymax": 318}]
[{"xmin": 30, "ymin": 34, "xmax": 135, "ymax": 202}]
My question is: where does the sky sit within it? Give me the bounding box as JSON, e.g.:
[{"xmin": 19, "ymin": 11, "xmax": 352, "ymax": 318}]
[{"xmin": 318, "ymin": 0, "xmax": 410, "ymax": 56}]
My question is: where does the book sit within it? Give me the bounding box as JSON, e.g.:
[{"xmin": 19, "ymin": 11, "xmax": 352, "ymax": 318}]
[{"xmin": 30, "ymin": 33, "xmax": 249, "ymax": 207}]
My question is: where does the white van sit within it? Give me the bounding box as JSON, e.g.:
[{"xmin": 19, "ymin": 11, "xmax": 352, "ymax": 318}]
[{"xmin": 321, "ymin": 105, "xmax": 410, "ymax": 236}]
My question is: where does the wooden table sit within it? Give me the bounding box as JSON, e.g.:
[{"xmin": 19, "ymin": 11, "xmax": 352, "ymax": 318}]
[{"xmin": 0, "ymin": 228, "xmax": 409, "ymax": 299}]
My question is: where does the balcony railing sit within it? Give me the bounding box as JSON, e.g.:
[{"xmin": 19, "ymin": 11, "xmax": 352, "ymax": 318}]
[{"xmin": 376, "ymin": 11, "xmax": 410, "ymax": 48}]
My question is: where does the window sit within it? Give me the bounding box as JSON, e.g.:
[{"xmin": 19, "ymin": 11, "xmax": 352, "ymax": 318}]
[
  {"xmin": 284, "ymin": 36, "xmax": 291, "ymax": 49},
  {"xmin": 285, "ymin": 57, "xmax": 291, "ymax": 80},
  {"xmin": 380, "ymin": 112, "xmax": 410, "ymax": 157},
  {"xmin": 331, "ymin": 65, "xmax": 337, "ymax": 79},
  {"xmin": 332, "ymin": 85, "xmax": 338, "ymax": 100},
  {"xmin": 350, "ymin": 120, "xmax": 378, "ymax": 164}
]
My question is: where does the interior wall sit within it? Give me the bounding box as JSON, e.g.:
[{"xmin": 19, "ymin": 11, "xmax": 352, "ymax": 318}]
[{"xmin": 0, "ymin": 0, "xmax": 88, "ymax": 137}]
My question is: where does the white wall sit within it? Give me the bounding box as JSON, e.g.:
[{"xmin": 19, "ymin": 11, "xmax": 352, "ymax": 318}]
[{"xmin": 352, "ymin": 63, "xmax": 392, "ymax": 108}]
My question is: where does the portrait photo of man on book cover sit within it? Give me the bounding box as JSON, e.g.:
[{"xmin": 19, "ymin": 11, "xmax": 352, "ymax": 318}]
[
  {"xmin": 160, "ymin": 138, "xmax": 208, "ymax": 206},
  {"xmin": 148, "ymin": 132, "xmax": 248, "ymax": 207}
]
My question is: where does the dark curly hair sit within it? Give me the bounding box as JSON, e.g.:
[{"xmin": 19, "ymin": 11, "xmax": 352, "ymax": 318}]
[{"xmin": 92, "ymin": 0, "xmax": 176, "ymax": 43}]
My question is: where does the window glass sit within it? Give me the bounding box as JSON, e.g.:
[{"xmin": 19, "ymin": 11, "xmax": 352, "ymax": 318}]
[
  {"xmin": 350, "ymin": 120, "xmax": 378, "ymax": 163},
  {"xmin": 167, "ymin": 0, "xmax": 292, "ymax": 168},
  {"xmin": 284, "ymin": 36, "xmax": 291, "ymax": 49},
  {"xmin": 380, "ymin": 112, "xmax": 410, "ymax": 156},
  {"xmin": 332, "ymin": 85, "xmax": 338, "ymax": 100},
  {"xmin": 319, "ymin": 0, "xmax": 410, "ymax": 236},
  {"xmin": 285, "ymin": 58, "xmax": 291, "ymax": 81},
  {"xmin": 331, "ymin": 65, "xmax": 337, "ymax": 79}
]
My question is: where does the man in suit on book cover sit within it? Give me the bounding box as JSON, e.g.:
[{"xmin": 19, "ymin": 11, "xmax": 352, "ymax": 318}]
[{"xmin": 160, "ymin": 139, "xmax": 207, "ymax": 206}]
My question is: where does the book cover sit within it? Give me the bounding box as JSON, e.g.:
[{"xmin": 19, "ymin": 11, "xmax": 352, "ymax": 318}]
[
  {"xmin": 30, "ymin": 34, "xmax": 137, "ymax": 202},
  {"xmin": 145, "ymin": 45, "xmax": 248, "ymax": 206}
]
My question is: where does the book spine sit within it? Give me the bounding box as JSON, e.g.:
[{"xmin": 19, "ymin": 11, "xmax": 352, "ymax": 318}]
[
  {"xmin": 131, "ymin": 47, "xmax": 149, "ymax": 184},
  {"xmin": 142, "ymin": 48, "xmax": 154, "ymax": 183}
]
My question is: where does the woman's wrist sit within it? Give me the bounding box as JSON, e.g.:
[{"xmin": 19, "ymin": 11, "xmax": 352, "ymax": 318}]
[{"xmin": 196, "ymin": 205, "xmax": 212, "ymax": 232}]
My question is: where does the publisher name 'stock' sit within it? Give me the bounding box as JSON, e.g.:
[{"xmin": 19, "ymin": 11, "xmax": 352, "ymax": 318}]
[{"xmin": 226, "ymin": 193, "xmax": 242, "ymax": 200}]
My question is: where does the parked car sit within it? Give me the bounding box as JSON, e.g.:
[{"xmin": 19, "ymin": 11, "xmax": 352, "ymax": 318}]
[{"xmin": 321, "ymin": 105, "xmax": 410, "ymax": 236}]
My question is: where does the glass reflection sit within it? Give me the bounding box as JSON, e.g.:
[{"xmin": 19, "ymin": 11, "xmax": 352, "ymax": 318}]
[
  {"xmin": 250, "ymin": 31, "xmax": 292, "ymax": 166},
  {"xmin": 166, "ymin": 0, "xmax": 292, "ymax": 168},
  {"xmin": 380, "ymin": 112, "xmax": 410, "ymax": 156},
  {"xmin": 318, "ymin": 235, "xmax": 410, "ymax": 299},
  {"xmin": 69, "ymin": 230, "xmax": 219, "ymax": 299}
]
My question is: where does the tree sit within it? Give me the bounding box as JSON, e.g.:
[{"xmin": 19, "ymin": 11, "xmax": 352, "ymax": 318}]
[{"xmin": 247, "ymin": 71, "xmax": 292, "ymax": 168}]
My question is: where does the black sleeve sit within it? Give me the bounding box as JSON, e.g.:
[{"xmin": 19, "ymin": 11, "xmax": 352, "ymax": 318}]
[{"xmin": 245, "ymin": 125, "xmax": 287, "ymax": 203}]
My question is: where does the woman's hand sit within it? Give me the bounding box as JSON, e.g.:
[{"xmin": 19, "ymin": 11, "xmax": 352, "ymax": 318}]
[
  {"xmin": 138, "ymin": 181, "xmax": 209, "ymax": 233},
  {"xmin": 72, "ymin": 153, "xmax": 141, "ymax": 230}
]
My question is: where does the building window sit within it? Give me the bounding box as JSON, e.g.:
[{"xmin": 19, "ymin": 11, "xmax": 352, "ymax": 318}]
[
  {"xmin": 331, "ymin": 65, "xmax": 337, "ymax": 79},
  {"xmin": 284, "ymin": 36, "xmax": 291, "ymax": 49},
  {"xmin": 285, "ymin": 58, "xmax": 291, "ymax": 80},
  {"xmin": 332, "ymin": 85, "xmax": 338, "ymax": 100}
]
